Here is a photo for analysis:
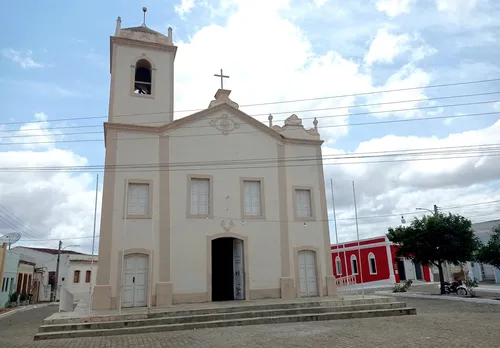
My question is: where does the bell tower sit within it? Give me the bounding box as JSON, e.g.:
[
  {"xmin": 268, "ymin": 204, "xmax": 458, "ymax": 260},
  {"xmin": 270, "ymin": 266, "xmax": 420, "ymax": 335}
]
[{"xmin": 108, "ymin": 8, "xmax": 177, "ymax": 126}]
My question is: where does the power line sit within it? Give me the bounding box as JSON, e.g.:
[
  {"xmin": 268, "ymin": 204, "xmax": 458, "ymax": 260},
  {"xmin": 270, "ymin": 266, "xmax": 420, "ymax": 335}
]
[
  {"xmin": 2, "ymin": 77, "xmax": 500, "ymax": 128},
  {"xmin": 1, "ymin": 108, "xmax": 499, "ymax": 145},
  {"xmin": 15, "ymin": 202, "xmax": 499, "ymax": 243},
  {"xmin": 1, "ymin": 97, "xmax": 499, "ymax": 140},
  {"xmin": 2, "ymin": 89, "xmax": 499, "ymax": 133},
  {"xmin": 1, "ymin": 143, "xmax": 499, "ymax": 172}
]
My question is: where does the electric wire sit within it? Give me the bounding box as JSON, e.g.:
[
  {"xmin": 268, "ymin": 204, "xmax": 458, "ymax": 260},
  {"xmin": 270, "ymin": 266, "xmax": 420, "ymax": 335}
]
[{"xmin": 2, "ymin": 77, "xmax": 500, "ymax": 128}]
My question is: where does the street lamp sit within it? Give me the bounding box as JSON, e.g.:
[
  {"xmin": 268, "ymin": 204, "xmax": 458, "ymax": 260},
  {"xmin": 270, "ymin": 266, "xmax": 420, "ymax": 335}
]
[{"xmin": 400, "ymin": 215, "xmax": 406, "ymax": 224}]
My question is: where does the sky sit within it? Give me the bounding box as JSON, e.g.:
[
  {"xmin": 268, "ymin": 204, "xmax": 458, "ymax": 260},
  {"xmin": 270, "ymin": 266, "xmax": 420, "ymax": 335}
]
[{"xmin": 0, "ymin": 0, "xmax": 499, "ymax": 254}]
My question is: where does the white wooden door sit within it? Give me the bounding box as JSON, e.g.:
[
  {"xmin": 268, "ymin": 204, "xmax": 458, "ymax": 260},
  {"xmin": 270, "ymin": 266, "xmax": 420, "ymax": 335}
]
[
  {"xmin": 233, "ymin": 239, "xmax": 244, "ymax": 300},
  {"xmin": 122, "ymin": 255, "xmax": 148, "ymax": 308},
  {"xmin": 298, "ymin": 250, "xmax": 318, "ymax": 297}
]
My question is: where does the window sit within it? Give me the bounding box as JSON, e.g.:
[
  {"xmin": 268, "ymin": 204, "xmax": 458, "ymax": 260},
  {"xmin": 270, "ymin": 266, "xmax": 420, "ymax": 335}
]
[
  {"xmin": 295, "ymin": 189, "xmax": 312, "ymax": 218},
  {"xmin": 1, "ymin": 277, "xmax": 6, "ymax": 292},
  {"xmin": 73, "ymin": 270, "xmax": 80, "ymax": 283},
  {"xmin": 133, "ymin": 59, "xmax": 152, "ymax": 95},
  {"xmin": 243, "ymin": 180, "xmax": 262, "ymax": 217},
  {"xmin": 127, "ymin": 183, "xmax": 150, "ymax": 216},
  {"xmin": 190, "ymin": 178, "xmax": 210, "ymax": 216},
  {"xmin": 335, "ymin": 256, "xmax": 342, "ymax": 276},
  {"xmin": 351, "ymin": 255, "xmax": 358, "ymax": 275},
  {"xmin": 85, "ymin": 271, "xmax": 91, "ymax": 283},
  {"xmin": 368, "ymin": 252, "xmax": 377, "ymax": 274}
]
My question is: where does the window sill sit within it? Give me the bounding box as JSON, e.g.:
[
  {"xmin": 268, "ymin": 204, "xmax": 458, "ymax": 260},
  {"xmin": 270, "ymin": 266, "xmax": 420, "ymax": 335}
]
[
  {"xmin": 294, "ymin": 216, "xmax": 316, "ymax": 222},
  {"xmin": 186, "ymin": 214, "xmax": 213, "ymax": 219},
  {"xmin": 131, "ymin": 93, "xmax": 155, "ymax": 99},
  {"xmin": 241, "ymin": 215, "xmax": 266, "ymax": 220},
  {"xmin": 126, "ymin": 215, "xmax": 152, "ymax": 219}
]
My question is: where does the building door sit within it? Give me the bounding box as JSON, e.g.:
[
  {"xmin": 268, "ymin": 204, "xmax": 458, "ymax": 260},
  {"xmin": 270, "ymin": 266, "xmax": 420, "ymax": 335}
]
[
  {"xmin": 298, "ymin": 250, "xmax": 318, "ymax": 297},
  {"xmin": 212, "ymin": 237, "xmax": 246, "ymax": 301},
  {"xmin": 122, "ymin": 254, "xmax": 148, "ymax": 308},
  {"xmin": 397, "ymin": 258, "xmax": 406, "ymax": 281},
  {"xmin": 414, "ymin": 261, "xmax": 423, "ymax": 280}
]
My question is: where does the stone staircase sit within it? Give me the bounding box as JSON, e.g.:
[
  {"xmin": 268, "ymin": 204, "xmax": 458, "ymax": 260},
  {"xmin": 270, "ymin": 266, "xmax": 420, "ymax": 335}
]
[{"xmin": 34, "ymin": 296, "xmax": 416, "ymax": 341}]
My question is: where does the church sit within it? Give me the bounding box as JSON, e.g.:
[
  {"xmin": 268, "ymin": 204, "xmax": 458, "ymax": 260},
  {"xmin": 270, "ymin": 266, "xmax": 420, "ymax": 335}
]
[{"xmin": 92, "ymin": 11, "xmax": 337, "ymax": 310}]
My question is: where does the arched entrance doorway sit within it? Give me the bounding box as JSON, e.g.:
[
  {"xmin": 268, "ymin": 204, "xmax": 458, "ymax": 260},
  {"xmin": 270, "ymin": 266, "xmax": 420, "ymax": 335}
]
[
  {"xmin": 211, "ymin": 237, "xmax": 245, "ymax": 301},
  {"xmin": 122, "ymin": 254, "xmax": 148, "ymax": 308}
]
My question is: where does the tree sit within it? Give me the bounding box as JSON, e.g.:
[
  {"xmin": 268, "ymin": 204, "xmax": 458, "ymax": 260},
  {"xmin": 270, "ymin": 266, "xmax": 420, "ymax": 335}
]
[
  {"xmin": 387, "ymin": 212, "xmax": 481, "ymax": 294},
  {"xmin": 476, "ymin": 224, "xmax": 500, "ymax": 270}
]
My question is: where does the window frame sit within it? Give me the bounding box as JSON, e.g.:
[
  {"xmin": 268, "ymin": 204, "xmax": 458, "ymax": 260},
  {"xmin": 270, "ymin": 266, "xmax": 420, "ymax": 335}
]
[
  {"xmin": 73, "ymin": 270, "xmax": 81, "ymax": 284},
  {"xmin": 350, "ymin": 254, "xmax": 359, "ymax": 275},
  {"xmin": 85, "ymin": 270, "xmax": 91, "ymax": 283},
  {"xmin": 186, "ymin": 174, "xmax": 214, "ymax": 219},
  {"xmin": 130, "ymin": 57, "xmax": 156, "ymax": 99},
  {"xmin": 368, "ymin": 252, "xmax": 377, "ymax": 275},
  {"xmin": 292, "ymin": 186, "xmax": 316, "ymax": 221},
  {"xmin": 125, "ymin": 179, "xmax": 154, "ymax": 219},
  {"xmin": 240, "ymin": 177, "xmax": 266, "ymax": 219},
  {"xmin": 335, "ymin": 256, "xmax": 342, "ymax": 276}
]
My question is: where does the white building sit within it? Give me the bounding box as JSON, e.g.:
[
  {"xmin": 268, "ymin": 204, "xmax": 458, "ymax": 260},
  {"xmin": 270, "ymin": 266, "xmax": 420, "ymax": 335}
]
[
  {"xmin": 93, "ymin": 14, "xmax": 336, "ymax": 310},
  {"xmin": 63, "ymin": 254, "xmax": 98, "ymax": 302},
  {"xmin": 11, "ymin": 247, "xmax": 89, "ymax": 302}
]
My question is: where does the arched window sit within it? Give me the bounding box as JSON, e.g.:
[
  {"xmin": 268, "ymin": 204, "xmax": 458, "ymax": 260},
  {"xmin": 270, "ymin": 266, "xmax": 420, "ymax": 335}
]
[
  {"xmin": 368, "ymin": 252, "xmax": 377, "ymax": 274},
  {"xmin": 73, "ymin": 270, "xmax": 80, "ymax": 283},
  {"xmin": 335, "ymin": 256, "xmax": 342, "ymax": 276},
  {"xmin": 134, "ymin": 59, "xmax": 152, "ymax": 95},
  {"xmin": 350, "ymin": 254, "xmax": 358, "ymax": 275}
]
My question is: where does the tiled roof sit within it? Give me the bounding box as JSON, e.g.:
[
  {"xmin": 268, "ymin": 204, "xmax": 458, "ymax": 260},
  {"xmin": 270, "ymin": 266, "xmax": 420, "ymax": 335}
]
[{"xmin": 21, "ymin": 247, "xmax": 86, "ymax": 255}]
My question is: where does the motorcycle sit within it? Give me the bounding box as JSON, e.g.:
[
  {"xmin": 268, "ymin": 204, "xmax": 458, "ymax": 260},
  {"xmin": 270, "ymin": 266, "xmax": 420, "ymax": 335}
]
[{"xmin": 441, "ymin": 280, "xmax": 468, "ymax": 296}]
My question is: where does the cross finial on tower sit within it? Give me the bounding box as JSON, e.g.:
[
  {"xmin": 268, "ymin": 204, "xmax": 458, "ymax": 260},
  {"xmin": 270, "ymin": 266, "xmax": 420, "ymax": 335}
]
[
  {"xmin": 142, "ymin": 7, "xmax": 148, "ymax": 26},
  {"xmin": 214, "ymin": 69, "xmax": 229, "ymax": 90}
]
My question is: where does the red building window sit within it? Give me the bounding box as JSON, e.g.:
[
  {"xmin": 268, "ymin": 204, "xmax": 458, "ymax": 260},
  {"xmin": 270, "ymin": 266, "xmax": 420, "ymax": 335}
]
[
  {"xmin": 368, "ymin": 252, "xmax": 377, "ymax": 274},
  {"xmin": 73, "ymin": 270, "xmax": 80, "ymax": 283},
  {"xmin": 351, "ymin": 255, "xmax": 359, "ymax": 274},
  {"xmin": 85, "ymin": 271, "xmax": 91, "ymax": 283}
]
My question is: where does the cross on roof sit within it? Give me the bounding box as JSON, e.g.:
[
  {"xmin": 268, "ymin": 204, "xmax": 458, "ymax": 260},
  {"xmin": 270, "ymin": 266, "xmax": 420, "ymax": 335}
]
[{"xmin": 214, "ymin": 69, "xmax": 229, "ymax": 90}]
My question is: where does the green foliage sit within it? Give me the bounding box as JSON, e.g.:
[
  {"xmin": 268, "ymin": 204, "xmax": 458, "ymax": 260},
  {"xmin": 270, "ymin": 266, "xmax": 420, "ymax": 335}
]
[
  {"xmin": 9, "ymin": 292, "xmax": 19, "ymax": 302},
  {"xmin": 387, "ymin": 213, "xmax": 481, "ymax": 266},
  {"xmin": 19, "ymin": 292, "xmax": 28, "ymax": 302},
  {"xmin": 476, "ymin": 224, "xmax": 500, "ymax": 269},
  {"xmin": 463, "ymin": 279, "xmax": 478, "ymax": 297},
  {"xmin": 392, "ymin": 280, "xmax": 413, "ymax": 293}
]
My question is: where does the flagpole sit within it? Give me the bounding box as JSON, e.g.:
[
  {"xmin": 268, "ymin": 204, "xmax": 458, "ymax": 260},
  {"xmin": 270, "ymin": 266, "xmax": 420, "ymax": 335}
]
[
  {"xmin": 88, "ymin": 174, "xmax": 99, "ymax": 316},
  {"xmin": 148, "ymin": 206, "xmax": 154, "ymax": 312},
  {"xmin": 352, "ymin": 181, "xmax": 365, "ymax": 298},
  {"xmin": 330, "ymin": 179, "xmax": 349, "ymax": 296}
]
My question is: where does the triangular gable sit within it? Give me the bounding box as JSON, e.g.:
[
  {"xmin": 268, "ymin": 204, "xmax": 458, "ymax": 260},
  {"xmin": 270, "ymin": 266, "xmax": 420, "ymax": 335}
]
[{"xmin": 105, "ymin": 103, "xmax": 323, "ymax": 146}]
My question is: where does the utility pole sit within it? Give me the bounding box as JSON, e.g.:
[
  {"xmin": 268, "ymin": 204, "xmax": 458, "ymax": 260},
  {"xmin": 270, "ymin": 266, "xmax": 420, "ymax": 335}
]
[
  {"xmin": 433, "ymin": 204, "xmax": 439, "ymax": 216},
  {"xmin": 53, "ymin": 240, "xmax": 62, "ymax": 302}
]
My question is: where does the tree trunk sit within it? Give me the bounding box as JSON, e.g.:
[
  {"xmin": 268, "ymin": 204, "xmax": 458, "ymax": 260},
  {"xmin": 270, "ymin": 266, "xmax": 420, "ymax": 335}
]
[{"xmin": 437, "ymin": 262, "xmax": 446, "ymax": 295}]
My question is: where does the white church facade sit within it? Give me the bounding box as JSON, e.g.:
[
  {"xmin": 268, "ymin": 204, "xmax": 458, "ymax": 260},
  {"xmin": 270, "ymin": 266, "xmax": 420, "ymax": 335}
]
[{"xmin": 93, "ymin": 13, "xmax": 337, "ymax": 310}]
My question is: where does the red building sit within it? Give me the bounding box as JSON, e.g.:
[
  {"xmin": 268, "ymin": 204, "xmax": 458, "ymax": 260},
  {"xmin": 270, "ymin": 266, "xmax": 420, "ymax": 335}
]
[{"xmin": 331, "ymin": 236, "xmax": 431, "ymax": 286}]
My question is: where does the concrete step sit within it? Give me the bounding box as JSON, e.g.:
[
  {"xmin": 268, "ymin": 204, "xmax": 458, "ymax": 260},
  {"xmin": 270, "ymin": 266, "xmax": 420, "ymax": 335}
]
[
  {"xmin": 34, "ymin": 307, "xmax": 416, "ymax": 341},
  {"xmin": 38, "ymin": 301, "xmax": 408, "ymax": 333},
  {"xmin": 42, "ymin": 296, "xmax": 394, "ymax": 325}
]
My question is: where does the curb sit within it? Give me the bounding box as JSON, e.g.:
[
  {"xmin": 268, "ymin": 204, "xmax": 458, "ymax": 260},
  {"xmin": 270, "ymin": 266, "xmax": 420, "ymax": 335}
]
[
  {"xmin": 375, "ymin": 291, "xmax": 500, "ymax": 305},
  {"xmin": 0, "ymin": 302, "xmax": 57, "ymax": 320}
]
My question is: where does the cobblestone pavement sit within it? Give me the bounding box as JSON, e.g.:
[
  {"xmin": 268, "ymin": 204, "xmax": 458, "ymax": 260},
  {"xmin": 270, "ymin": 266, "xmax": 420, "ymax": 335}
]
[{"xmin": 3, "ymin": 299, "xmax": 500, "ymax": 348}]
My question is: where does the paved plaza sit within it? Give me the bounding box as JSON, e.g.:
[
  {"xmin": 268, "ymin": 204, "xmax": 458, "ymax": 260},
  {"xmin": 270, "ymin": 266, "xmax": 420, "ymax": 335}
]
[{"xmin": 1, "ymin": 298, "xmax": 499, "ymax": 348}]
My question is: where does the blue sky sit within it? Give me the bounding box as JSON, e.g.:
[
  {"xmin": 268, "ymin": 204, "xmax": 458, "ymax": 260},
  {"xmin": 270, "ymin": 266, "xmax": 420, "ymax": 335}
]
[{"xmin": 0, "ymin": 0, "xmax": 499, "ymax": 250}]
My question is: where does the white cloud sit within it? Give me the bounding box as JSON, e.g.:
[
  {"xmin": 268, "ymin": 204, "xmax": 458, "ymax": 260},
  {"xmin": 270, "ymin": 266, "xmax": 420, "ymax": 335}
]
[
  {"xmin": 1, "ymin": 48, "xmax": 44, "ymax": 69},
  {"xmin": 364, "ymin": 28, "xmax": 410, "ymax": 66},
  {"xmin": 375, "ymin": 0, "xmax": 416, "ymax": 18},
  {"xmin": 0, "ymin": 114, "xmax": 99, "ymax": 252},
  {"xmin": 436, "ymin": 0, "xmax": 478, "ymax": 13},
  {"xmin": 323, "ymin": 119, "xmax": 500, "ymax": 241},
  {"xmin": 175, "ymin": 0, "xmax": 198, "ymax": 17}
]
